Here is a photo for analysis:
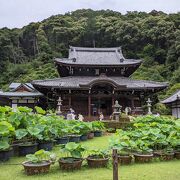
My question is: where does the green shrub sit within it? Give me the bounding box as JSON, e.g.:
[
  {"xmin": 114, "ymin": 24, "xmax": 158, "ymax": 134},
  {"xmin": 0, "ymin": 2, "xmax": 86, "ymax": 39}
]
[{"xmin": 153, "ymin": 103, "xmax": 170, "ymax": 115}]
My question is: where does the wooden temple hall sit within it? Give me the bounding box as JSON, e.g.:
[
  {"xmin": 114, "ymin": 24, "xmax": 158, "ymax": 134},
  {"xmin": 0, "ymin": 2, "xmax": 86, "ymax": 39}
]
[{"xmin": 32, "ymin": 46, "xmax": 168, "ymax": 119}]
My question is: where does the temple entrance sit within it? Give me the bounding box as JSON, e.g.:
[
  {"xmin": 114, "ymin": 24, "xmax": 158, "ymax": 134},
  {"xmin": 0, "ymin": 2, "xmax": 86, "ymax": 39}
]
[
  {"xmin": 91, "ymin": 97, "xmax": 112, "ymax": 117},
  {"xmin": 90, "ymin": 82, "xmax": 114, "ymax": 118}
]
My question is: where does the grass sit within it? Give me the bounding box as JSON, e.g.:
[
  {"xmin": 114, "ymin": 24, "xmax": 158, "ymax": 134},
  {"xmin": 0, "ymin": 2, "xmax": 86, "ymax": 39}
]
[{"xmin": 0, "ymin": 135, "xmax": 179, "ymax": 180}]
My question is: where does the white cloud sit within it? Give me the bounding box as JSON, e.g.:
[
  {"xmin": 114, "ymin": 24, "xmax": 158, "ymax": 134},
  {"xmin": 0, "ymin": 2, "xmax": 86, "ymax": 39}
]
[{"xmin": 0, "ymin": 0, "xmax": 179, "ymax": 28}]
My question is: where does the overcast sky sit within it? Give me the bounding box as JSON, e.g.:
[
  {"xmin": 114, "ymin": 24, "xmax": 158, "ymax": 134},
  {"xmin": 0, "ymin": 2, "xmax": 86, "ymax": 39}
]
[{"xmin": 0, "ymin": 0, "xmax": 179, "ymax": 28}]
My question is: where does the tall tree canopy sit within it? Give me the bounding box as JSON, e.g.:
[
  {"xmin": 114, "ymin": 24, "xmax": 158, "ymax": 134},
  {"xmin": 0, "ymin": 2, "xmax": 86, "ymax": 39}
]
[{"xmin": 0, "ymin": 9, "xmax": 179, "ymax": 98}]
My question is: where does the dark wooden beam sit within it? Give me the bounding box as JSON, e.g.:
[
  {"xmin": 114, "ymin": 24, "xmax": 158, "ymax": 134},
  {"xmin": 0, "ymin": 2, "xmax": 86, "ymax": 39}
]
[
  {"xmin": 68, "ymin": 96, "xmax": 71, "ymax": 108},
  {"xmin": 131, "ymin": 98, "xmax": 134, "ymax": 109},
  {"xmin": 112, "ymin": 90, "xmax": 115, "ymax": 113},
  {"xmin": 88, "ymin": 92, "xmax": 91, "ymax": 118}
]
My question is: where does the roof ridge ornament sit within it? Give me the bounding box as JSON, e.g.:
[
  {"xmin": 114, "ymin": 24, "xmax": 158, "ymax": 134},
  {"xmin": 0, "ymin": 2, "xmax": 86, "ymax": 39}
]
[
  {"xmin": 177, "ymin": 95, "xmax": 180, "ymax": 100},
  {"xmin": 72, "ymin": 47, "xmax": 77, "ymax": 62},
  {"xmin": 115, "ymin": 48, "xmax": 124, "ymax": 62},
  {"xmin": 72, "ymin": 57, "xmax": 76, "ymax": 62}
]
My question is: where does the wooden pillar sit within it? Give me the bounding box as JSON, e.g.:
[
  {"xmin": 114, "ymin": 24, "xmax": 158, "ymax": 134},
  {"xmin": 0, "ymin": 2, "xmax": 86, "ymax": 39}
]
[
  {"xmin": 68, "ymin": 90, "xmax": 71, "ymax": 108},
  {"xmin": 88, "ymin": 95, "xmax": 91, "ymax": 118},
  {"xmin": 88, "ymin": 89, "xmax": 91, "ymax": 118},
  {"xmin": 68, "ymin": 96, "xmax": 71, "ymax": 108},
  {"xmin": 113, "ymin": 149, "xmax": 119, "ymax": 180},
  {"xmin": 131, "ymin": 98, "xmax": 134, "ymax": 109},
  {"xmin": 112, "ymin": 96, "xmax": 114, "ymax": 112},
  {"xmin": 112, "ymin": 89, "xmax": 115, "ymax": 112}
]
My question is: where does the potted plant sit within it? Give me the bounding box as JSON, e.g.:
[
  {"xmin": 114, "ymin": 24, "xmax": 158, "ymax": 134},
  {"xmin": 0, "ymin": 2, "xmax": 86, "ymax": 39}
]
[
  {"xmin": 59, "ymin": 142, "xmax": 86, "ymax": 171},
  {"xmin": 174, "ymin": 146, "xmax": 180, "ymax": 159},
  {"xmin": 173, "ymin": 140, "xmax": 180, "ymax": 159},
  {"xmin": 154, "ymin": 147, "xmax": 174, "ymax": 161},
  {"xmin": 37, "ymin": 127, "xmax": 54, "ymax": 151},
  {"xmin": 68, "ymin": 124, "xmax": 81, "ymax": 143},
  {"xmin": 87, "ymin": 149, "xmax": 109, "ymax": 168},
  {"xmin": 0, "ymin": 121, "xmax": 15, "ymax": 161},
  {"xmin": 92, "ymin": 121, "xmax": 104, "ymax": 137},
  {"xmin": 117, "ymin": 150, "xmax": 132, "ymax": 165},
  {"xmin": 116, "ymin": 140, "xmax": 133, "ymax": 165},
  {"xmin": 22, "ymin": 149, "xmax": 56, "ymax": 175},
  {"xmin": 54, "ymin": 121, "xmax": 69, "ymax": 145},
  {"xmin": 169, "ymin": 135, "xmax": 180, "ymax": 160},
  {"xmin": 33, "ymin": 119, "xmax": 55, "ymax": 151},
  {"xmin": 109, "ymin": 136, "xmax": 133, "ymax": 165},
  {"xmin": 79, "ymin": 122, "xmax": 92, "ymax": 141},
  {"xmin": 16, "ymin": 126, "xmax": 41, "ymax": 156},
  {"xmin": 133, "ymin": 141, "xmax": 153, "ymax": 163},
  {"xmin": 153, "ymin": 134, "xmax": 169, "ymax": 157},
  {"xmin": 0, "ymin": 140, "xmax": 13, "ymax": 161},
  {"xmin": 86, "ymin": 122, "xmax": 94, "ymax": 139}
]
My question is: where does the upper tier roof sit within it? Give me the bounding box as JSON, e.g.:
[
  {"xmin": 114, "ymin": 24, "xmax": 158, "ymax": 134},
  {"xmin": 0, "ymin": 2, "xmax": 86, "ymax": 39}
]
[
  {"xmin": 55, "ymin": 46, "xmax": 142, "ymax": 66},
  {"xmin": 161, "ymin": 90, "xmax": 180, "ymax": 104}
]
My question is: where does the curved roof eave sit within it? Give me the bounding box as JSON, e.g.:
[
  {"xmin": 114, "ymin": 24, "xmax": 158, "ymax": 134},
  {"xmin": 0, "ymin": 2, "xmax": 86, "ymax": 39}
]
[
  {"xmin": 161, "ymin": 90, "xmax": 180, "ymax": 104},
  {"xmin": 0, "ymin": 92, "xmax": 43, "ymax": 98},
  {"xmin": 54, "ymin": 59, "xmax": 142, "ymax": 67},
  {"xmin": 32, "ymin": 77, "xmax": 168, "ymax": 92}
]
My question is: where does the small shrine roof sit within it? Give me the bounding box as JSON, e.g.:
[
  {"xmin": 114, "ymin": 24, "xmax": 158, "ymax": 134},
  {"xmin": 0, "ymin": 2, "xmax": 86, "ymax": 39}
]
[
  {"xmin": 0, "ymin": 82, "xmax": 43, "ymax": 98},
  {"xmin": 161, "ymin": 90, "xmax": 180, "ymax": 104}
]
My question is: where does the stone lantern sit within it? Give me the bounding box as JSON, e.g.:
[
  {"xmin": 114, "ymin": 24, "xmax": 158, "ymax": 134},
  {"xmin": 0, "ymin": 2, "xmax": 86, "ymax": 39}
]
[
  {"xmin": 146, "ymin": 98, "xmax": 152, "ymax": 115},
  {"xmin": 56, "ymin": 96, "xmax": 63, "ymax": 115},
  {"xmin": 112, "ymin": 100, "xmax": 122, "ymax": 121}
]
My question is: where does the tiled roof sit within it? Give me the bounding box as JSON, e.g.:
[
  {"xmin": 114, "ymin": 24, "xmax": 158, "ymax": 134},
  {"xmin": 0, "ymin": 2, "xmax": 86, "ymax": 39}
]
[
  {"xmin": 9, "ymin": 83, "xmax": 35, "ymax": 91},
  {"xmin": 161, "ymin": 90, "xmax": 180, "ymax": 104},
  {"xmin": 32, "ymin": 76, "xmax": 168, "ymax": 90},
  {"xmin": 55, "ymin": 46, "xmax": 142, "ymax": 66},
  {"xmin": 0, "ymin": 91, "xmax": 43, "ymax": 97}
]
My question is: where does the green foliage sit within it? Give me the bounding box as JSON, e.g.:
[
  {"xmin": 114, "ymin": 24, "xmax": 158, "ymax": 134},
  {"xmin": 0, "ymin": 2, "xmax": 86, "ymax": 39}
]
[
  {"xmin": 17, "ymin": 106, "xmax": 33, "ymax": 113},
  {"xmin": 26, "ymin": 149, "xmax": 55, "ymax": 163},
  {"xmin": 0, "ymin": 120, "xmax": 15, "ymax": 150},
  {"xmin": 78, "ymin": 122, "xmax": 93, "ymax": 135},
  {"xmin": 153, "ymin": 103, "xmax": 170, "ymax": 115},
  {"xmin": 159, "ymin": 83, "xmax": 180, "ymax": 100},
  {"xmin": 92, "ymin": 121, "xmax": 105, "ymax": 131},
  {"xmin": 0, "ymin": 106, "xmax": 104, "ymax": 147},
  {"xmin": 110, "ymin": 115, "xmax": 180, "ymax": 154},
  {"xmin": 171, "ymin": 67, "xmax": 180, "ymax": 84},
  {"xmin": 15, "ymin": 129, "xmax": 28, "ymax": 140},
  {"xmin": 88, "ymin": 148, "xmax": 110, "ymax": 158},
  {"xmin": 35, "ymin": 106, "xmax": 46, "ymax": 115},
  {"xmin": 0, "ymin": 121, "xmax": 15, "ymax": 136},
  {"xmin": 0, "ymin": 140, "xmax": 10, "ymax": 150},
  {"xmin": 0, "ymin": 106, "xmax": 12, "ymax": 113},
  {"xmin": 60, "ymin": 142, "xmax": 86, "ymax": 158}
]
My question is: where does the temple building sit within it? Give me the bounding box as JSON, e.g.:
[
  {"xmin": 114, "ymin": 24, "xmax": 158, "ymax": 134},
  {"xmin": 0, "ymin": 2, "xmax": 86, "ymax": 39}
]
[
  {"xmin": 32, "ymin": 46, "xmax": 168, "ymax": 119},
  {"xmin": 0, "ymin": 83, "xmax": 42, "ymax": 109},
  {"xmin": 161, "ymin": 90, "xmax": 180, "ymax": 118}
]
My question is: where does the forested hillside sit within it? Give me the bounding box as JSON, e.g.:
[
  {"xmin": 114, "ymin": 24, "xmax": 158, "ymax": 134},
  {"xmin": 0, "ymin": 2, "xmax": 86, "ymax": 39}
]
[{"xmin": 0, "ymin": 9, "xmax": 179, "ymax": 98}]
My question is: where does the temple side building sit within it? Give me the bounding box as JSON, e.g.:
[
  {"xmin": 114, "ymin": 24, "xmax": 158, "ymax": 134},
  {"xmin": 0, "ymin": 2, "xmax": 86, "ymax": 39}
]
[
  {"xmin": 0, "ymin": 83, "xmax": 42, "ymax": 109},
  {"xmin": 161, "ymin": 90, "xmax": 180, "ymax": 118},
  {"xmin": 32, "ymin": 46, "xmax": 168, "ymax": 119}
]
